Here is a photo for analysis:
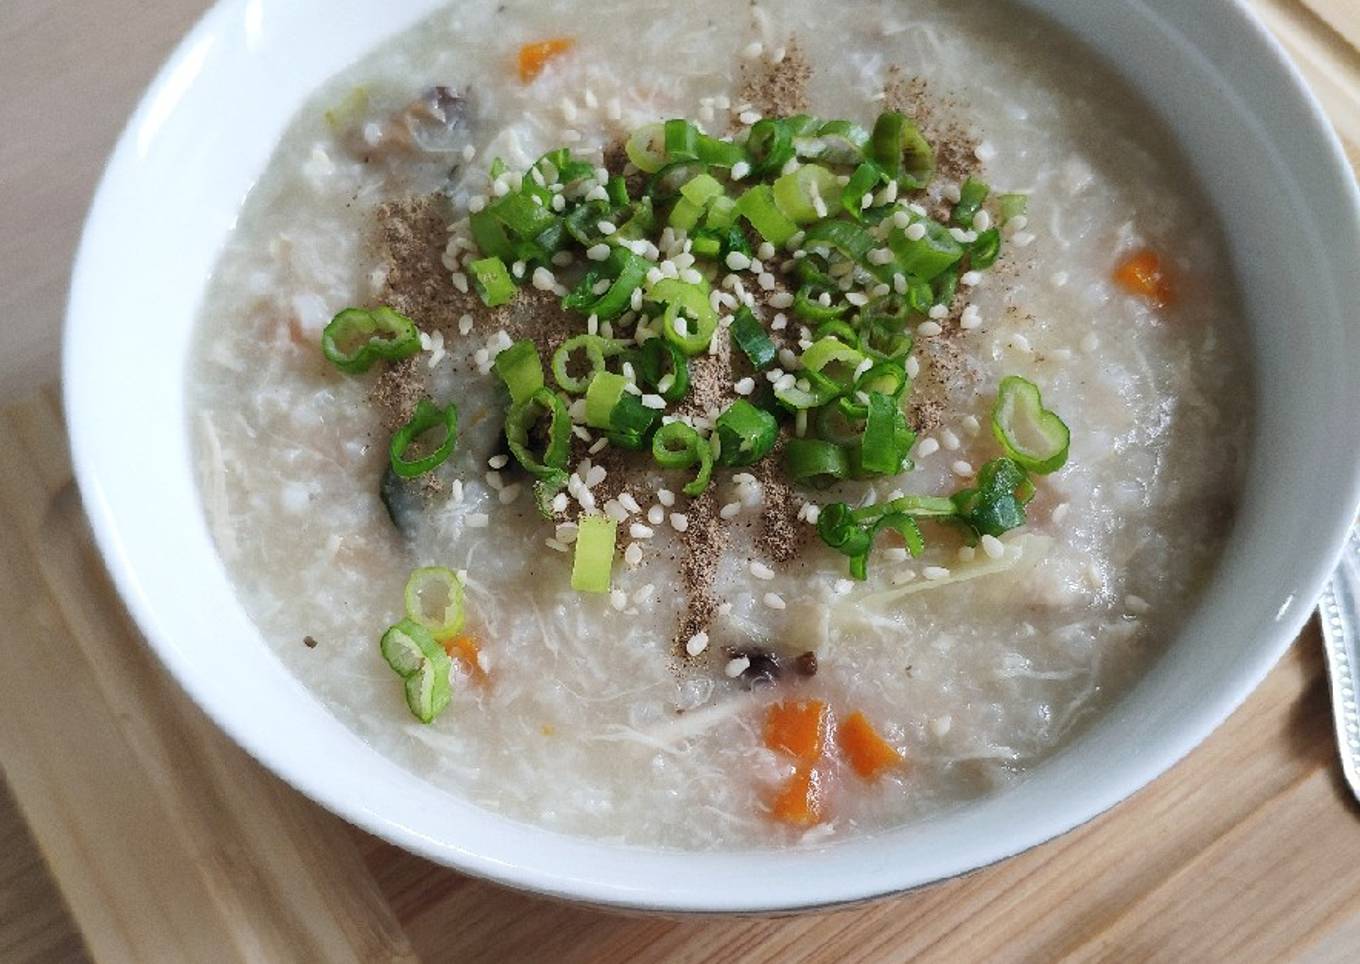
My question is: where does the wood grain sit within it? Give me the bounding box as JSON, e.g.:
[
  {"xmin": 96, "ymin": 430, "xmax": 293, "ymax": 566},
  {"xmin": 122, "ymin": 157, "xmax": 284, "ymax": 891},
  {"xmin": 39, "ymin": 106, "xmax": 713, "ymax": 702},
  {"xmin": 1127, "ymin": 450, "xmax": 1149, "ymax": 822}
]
[{"xmin": 2, "ymin": 1, "xmax": 1360, "ymax": 962}]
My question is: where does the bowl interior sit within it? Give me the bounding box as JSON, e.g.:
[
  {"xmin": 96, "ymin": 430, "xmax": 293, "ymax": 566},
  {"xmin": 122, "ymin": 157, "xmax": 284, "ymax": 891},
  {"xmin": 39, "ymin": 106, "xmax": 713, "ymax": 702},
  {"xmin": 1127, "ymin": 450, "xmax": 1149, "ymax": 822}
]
[{"xmin": 64, "ymin": 0, "xmax": 1360, "ymax": 912}]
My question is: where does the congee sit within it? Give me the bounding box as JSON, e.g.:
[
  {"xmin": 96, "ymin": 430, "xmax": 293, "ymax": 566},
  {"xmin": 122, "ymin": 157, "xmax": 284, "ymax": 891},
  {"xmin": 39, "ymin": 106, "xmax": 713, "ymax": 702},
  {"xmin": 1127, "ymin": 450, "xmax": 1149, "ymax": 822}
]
[{"xmin": 190, "ymin": 0, "xmax": 1249, "ymax": 847}]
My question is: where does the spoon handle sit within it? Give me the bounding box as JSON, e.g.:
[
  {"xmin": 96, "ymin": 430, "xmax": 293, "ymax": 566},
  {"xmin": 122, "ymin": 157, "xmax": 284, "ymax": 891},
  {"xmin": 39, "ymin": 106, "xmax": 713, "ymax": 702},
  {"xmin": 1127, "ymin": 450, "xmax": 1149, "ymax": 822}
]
[{"xmin": 1320, "ymin": 524, "xmax": 1360, "ymax": 802}]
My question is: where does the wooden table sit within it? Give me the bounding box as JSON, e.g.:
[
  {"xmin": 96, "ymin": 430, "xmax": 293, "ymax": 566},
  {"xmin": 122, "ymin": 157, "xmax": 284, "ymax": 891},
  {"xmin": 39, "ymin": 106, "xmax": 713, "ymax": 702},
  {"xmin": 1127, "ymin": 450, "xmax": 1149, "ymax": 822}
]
[{"xmin": 2, "ymin": 2, "xmax": 1359, "ymax": 961}]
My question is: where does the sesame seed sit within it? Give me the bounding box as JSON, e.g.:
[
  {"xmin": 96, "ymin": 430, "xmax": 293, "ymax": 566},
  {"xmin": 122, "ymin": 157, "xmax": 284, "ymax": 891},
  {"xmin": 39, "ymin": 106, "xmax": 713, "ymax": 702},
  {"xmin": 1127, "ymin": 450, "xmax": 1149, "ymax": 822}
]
[
  {"xmin": 960, "ymin": 270, "xmax": 982, "ymax": 286},
  {"xmin": 906, "ymin": 355, "xmax": 920, "ymax": 378},
  {"xmin": 658, "ymin": 489, "xmax": 676, "ymax": 507},
  {"xmin": 725, "ymin": 251, "xmax": 752, "ymax": 271},
  {"xmin": 488, "ymin": 454, "xmax": 509, "ymax": 470},
  {"xmin": 680, "ymin": 268, "xmax": 704, "ymax": 285},
  {"xmin": 734, "ymin": 377, "xmax": 756, "ymax": 396},
  {"xmin": 940, "ymin": 429, "xmax": 961, "ymax": 450},
  {"xmin": 585, "ymin": 464, "xmax": 608, "ymax": 488},
  {"xmin": 531, "ymin": 266, "xmax": 556, "ymax": 291},
  {"xmin": 555, "ymin": 522, "xmax": 579, "ymax": 544},
  {"xmin": 750, "ymin": 561, "xmax": 775, "ymax": 580},
  {"xmin": 981, "ymin": 534, "xmax": 1005, "ymax": 559},
  {"xmin": 670, "ymin": 513, "xmax": 690, "ymax": 533},
  {"xmin": 960, "ymin": 305, "xmax": 982, "ymax": 330},
  {"xmin": 763, "ymin": 592, "xmax": 787, "ymax": 610},
  {"xmin": 742, "ymin": 40, "xmax": 764, "ymax": 59},
  {"xmin": 720, "ymin": 501, "xmax": 742, "ymax": 520},
  {"xmin": 586, "ymin": 243, "xmax": 611, "ymax": 261},
  {"xmin": 757, "ymin": 242, "xmax": 776, "ymax": 260},
  {"xmin": 498, "ymin": 484, "xmax": 521, "ymax": 504},
  {"xmin": 610, "ymin": 589, "xmax": 628, "ymax": 611},
  {"xmin": 923, "ymin": 565, "xmax": 951, "ymax": 580},
  {"xmin": 974, "ymin": 209, "xmax": 992, "ymax": 231},
  {"xmin": 757, "ymin": 272, "xmax": 776, "ymax": 290},
  {"xmin": 738, "ymin": 110, "xmax": 762, "ymax": 126},
  {"xmin": 619, "ymin": 492, "xmax": 641, "ymax": 514},
  {"xmin": 633, "ymin": 583, "xmax": 655, "ymax": 604},
  {"xmin": 951, "ymin": 460, "xmax": 974, "ymax": 477},
  {"xmin": 686, "ymin": 632, "xmax": 710, "ymax": 656},
  {"xmin": 917, "ymin": 437, "xmax": 939, "ymax": 456},
  {"xmin": 629, "ymin": 523, "xmax": 655, "ymax": 539},
  {"xmin": 975, "ymin": 140, "xmax": 998, "ymax": 162},
  {"xmin": 624, "ymin": 543, "xmax": 644, "ymax": 566},
  {"xmin": 730, "ymin": 160, "xmax": 752, "ymax": 181},
  {"xmin": 551, "ymin": 493, "xmax": 569, "ymax": 513},
  {"xmin": 769, "ymin": 291, "xmax": 795, "ymax": 309},
  {"xmin": 884, "ymin": 547, "xmax": 909, "ymax": 563},
  {"xmin": 917, "ymin": 321, "xmax": 943, "ymax": 337},
  {"xmin": 588, "ymin": 437, "xmax": 609, "ymax": 455},
  {"xmin": 905, "ymin": 222, "xmax": 927, "ymax": 241},
  {"xmin": 641, "ymin": 394, "xmax": 667, "ymax": 410},
  {"xmin": 1012, "ymin": 231, "xmax": 1036, "ymax": 248},
  {"xmin": 647, "ymin": 505, "xmax": 665, "ymax": 526},
  {"xmin": 834, "ymin": 579, "xmax": 854, "ymax": 595},
  {"xmin": 545, "ymin": 538, "xmax": 568, "ymax": 553},
  {"xmin": 804, "ymin": 504, "xmax": 820, "ymax": 524},
  {"xmin": 725, "ymin": 656, "xmax": 751, "ymax": 678}
]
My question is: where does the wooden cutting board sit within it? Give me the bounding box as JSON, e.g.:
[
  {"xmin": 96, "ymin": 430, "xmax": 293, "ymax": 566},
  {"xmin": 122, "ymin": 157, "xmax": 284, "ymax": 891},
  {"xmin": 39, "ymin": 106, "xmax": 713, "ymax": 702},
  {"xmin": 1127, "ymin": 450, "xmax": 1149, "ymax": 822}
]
[{"xmin": 3, "ymin": 1, "xmax": 1360, "ymax": 960}]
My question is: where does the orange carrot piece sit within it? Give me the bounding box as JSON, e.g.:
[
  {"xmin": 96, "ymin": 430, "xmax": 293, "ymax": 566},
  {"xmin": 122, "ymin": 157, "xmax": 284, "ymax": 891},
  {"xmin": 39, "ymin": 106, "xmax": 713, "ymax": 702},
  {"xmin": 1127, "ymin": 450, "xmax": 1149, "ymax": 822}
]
[
  {"xmin": 1113, "ymin": 248, "xmax": 1173, "ymax": 307},
  {"xmin": 770, "ymin": 766, "xmax": 826, "ymax": 827},
  {"xmin": 764, "ymin": 699, "xmax": 829, "ymax": 764},
  {"xmin": 838, "ymin": 711, "xmax": 904, "ymax": 780},
  {"xmin": 517, "ymin": 38, "xmax": 575, "ymax": 82},
  {"xmin": 442, "ymin": 634, "xmax": 490, "ymax": 686}
]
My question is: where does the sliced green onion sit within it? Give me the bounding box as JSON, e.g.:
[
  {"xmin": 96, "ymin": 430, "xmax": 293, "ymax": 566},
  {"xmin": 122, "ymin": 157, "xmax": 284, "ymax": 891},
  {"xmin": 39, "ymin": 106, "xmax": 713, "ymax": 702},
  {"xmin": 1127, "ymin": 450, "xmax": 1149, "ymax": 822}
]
[
  {"xmin": 585, "ymin": 371, "xmax": 630, "ymax": 430},
  {"xmin": 648, "ymin": 160, "xmax": 709, "ymax": 202},
  {"xmin": 860, "ymin": 392, "xmax": 907, "ymax": 475},
  {"xmin": 571, "ymin": 514, "xmax": 618, "ymax": 593},
  {"xmin": 561, "ymin": 247, "xmax": 648, "ymax": 320},
  {"xmin": 729, "ymin": 306, "xmax": 777, "ymax": 369},
  {"xmin": 801, "ymin": 336, "xmax": 865, "ymax": 381},
  {"xmin": 390, "ymin": 399, "xmax": 459, "ymax": 479},
  {"xmin": 615, "ymin": 196, "xmax": 656, "ymax": 241},
  {"xmin": 858, "ymin": 493, "xmax": 958, "ymax": 521},
  {"xmin": 668, "ymin": 171, "xmax": 725, "ymax": 231},
  {"xmin": 469, "ymin": 209, "xmax": 514, "ymax": 260},
  {"xmin": 969, "ymin": 229, "xmax": 1002, "ymax": 270},
  {"xmin": 872, "ymin": 512, "xmax": 924, "ymax": 557},
  {"xmin": 868, "ymin": 111, "xmax": 935, "ymax": 188},
  {"xmin": 856, "ymin": 360, "xmax": 909, "ymax": 399},
  {"xmin": 774, "ymin": 371, "xmax": 841, "ymax": 411},
  {"xmin": 648, "ymin": 277, "xmax": 718, "ymax": 356},
  {"xmin": 745, "ymin": 118, "xmax": 796, "ymax": 177},
  {"xmin": 714, "ymin": 399, "xmax": 779, "ymax": 467},
  {"xmin": 998, "ymin": 192, "xmax": 1029, "ymax": 225},
  {"xmin": 888, "ymin": 218, "xmax": 964, "ymax": 281},
  {"xmin": 704, "ymin": 194, "xmax": 739, "ymax": 230},
  {"xmin": 772, "ymin": 164, "xmax": 842, "ymax": 224},
  {"xmin": 952, "ymin": 457, "xmax": 1034, "ymax": 540},
  {"xmin": 469, "ymin": 256, "xmax": 518, "ymax": 307},
  {"xmin": 802, "ymin": 119, "xmax": 870, "ymax": 165},
  {"xmin": 605, "ymin": 393, "xmax": 658, "ymax": 450},
  {"xmin": 737, "ymin": 185, "xmax": 798, "ymax": 246},
  {"xmin": 505, "ymin": 387, "xmax": 570, "ymax": 483},
  {"xmin": 841, "ymin": 162, "xmax": 884, "ymax": 219},
  {"xmin": 815, "ymin": 502, "xmax": 873, "ymax": 580},
  {"xmin": 534, "ymin": 147, "xmax": 595, "ymax": 185},
  {"xmin": 321, "ymin": 306, "xmax": 422, "ymax": 375},
  {"xmin": 625, "ymin": 122, "xmax": 668, "ymax": 173},
  {"xmin": 380, "ymin": 618, "xmax": 451, "ymax": 724},
  {"xmin": 493, "ymin": 340, "xmax": 544, "ymax": 405},
  {"xmin": 951, "ymin": 176, "xmax": 990, "ymax": 229},
  {"xmin": 933, "ymin": 267, "xmax": 960, "ymax": 307},
  {"xmin": 802, "ymin": 219, "xmax": 876, "ymax": 266},
  {"xmin": 652, "ymin": 422, "xmax": 714, "ymax": 496},
  {"xmin": 793, "ymin": 286, "xmax": 849, "ymax": 325},
  {"xmin": 815, "ymin": 403, "xmax": 865, "ymax": 447},
  {"xmin": 991, "ymin": 375, "xmax": 1070, "ymax": 474},
  {"xmin": 403, "ymin": 566, "xmax": 465, "ymax": 639},
  {"xmin": 785, "ymin": 437, "xmax": 849, "ymax": 487},
  {"xmin": 551, "ymin": 334, "xmax": 626, "ymax": 394},
  {"xmin": 638, "ymin": 338, "xmax": 690, "ymax": 403}
]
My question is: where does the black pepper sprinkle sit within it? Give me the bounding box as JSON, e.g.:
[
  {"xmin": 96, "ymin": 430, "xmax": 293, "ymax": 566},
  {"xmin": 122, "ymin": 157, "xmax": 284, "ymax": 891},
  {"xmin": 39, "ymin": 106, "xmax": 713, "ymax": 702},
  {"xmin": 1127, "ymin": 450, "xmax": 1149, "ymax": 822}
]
[
  {"xmin": 303, "ymin": 635, "xmax": 318, "ymax": 649},
  {"xmin": 795, "ymin": 651, "xmax": 818, "ymax": 677}
]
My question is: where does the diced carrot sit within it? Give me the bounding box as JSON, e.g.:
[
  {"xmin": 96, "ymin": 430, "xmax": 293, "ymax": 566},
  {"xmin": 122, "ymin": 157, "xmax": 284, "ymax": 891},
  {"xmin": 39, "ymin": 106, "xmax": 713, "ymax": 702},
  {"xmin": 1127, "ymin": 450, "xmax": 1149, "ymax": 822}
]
[
  {"xmin": 838, "ymin": 711, "xmax": 904, "ymax": 780},
  {"xmin": 517, "ymin": 38, "xmax": 575, "ymax": 82},
  {"xmin": 770, "ymin": 765, "xmax": 826, "ymax": 828},
  {"xmin": 1113, "ymin": 248, "xmax": 1174, "ymax": 307},
  {"xmin": 441, "ymin": 634, "xmax": 490, "ymax": 686},
  {"xmin": 764, "ymin": 699, "xmax": 828, "ymax": 764}
]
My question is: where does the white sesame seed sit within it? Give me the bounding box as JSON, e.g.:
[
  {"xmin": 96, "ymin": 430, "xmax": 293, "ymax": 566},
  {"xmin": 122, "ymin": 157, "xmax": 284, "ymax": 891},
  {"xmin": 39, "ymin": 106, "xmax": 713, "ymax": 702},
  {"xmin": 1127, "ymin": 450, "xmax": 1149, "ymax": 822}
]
[
  {"xmin": 577, "ymin": 488, "xmax": 596, "ymax": 511},
  {"xmin": 585, "ymin": 465, "xmax": 608, "ymax": 488},
  {"xmin": 670, "ymin": 513, "xmax": 690, "ymax": 533},
  {"xmin": 555, "ymin": 522, "xmax": 579, "ymax": 544},
  {"xmin": 550, "ymin": 492, "xmax": 569, "ymax": 513},
  {"xmin": 960, "ymin": 305, "xmax": 982, "ymax": 330},
  {"xmin": 917, "ymin": 321, "xmax": 943, "ymax": 337},
  {"xmin": 658, "ymin": 489, "xmax": 676, "ymax": 507},
  {"xmin": 905, "ymin": 222, "xmax": 927, "ymax": 241},
  {"xmin": 629, "ymin": 523, "xmax": 655, "ymax": 540},
  {"xmin": 951, "ymin": 460, "xmax": 974, "ymax": 477},
  {"xmin": 1011, "ymin": 333, "xmax": 1032, "ymax": 353},
  {"xmin": 604, "ymin": 500, "xmax": 628, "ymax": 522},
  {"xmin": 734, "ymin": 377, "xmax": 756, "ymax": 396},
  {"xmin": 467, "ymin": 195, "xmax": 487, "ymax": 213},
  {"xmin": 893, "ymin": 273, "xmax": 908, "ymax": 294},
  {"xmin": 757, "ymin": 271, "xmax": 776, "ymax": 290},
  {"xmin": 588, "ymin": 437, "xmax": 609, "ymax": 455},
  {"xmin": 725, "ymin": 251, "xmax": 752, "ymax": 271},
  {"xmin": 940, "ymin": 429, "xmax": 961, "ymax": 451},
  {"xmin": 845, "ymin": 291, "xmax": 869, "ymax": 307},
  {"xmin": 545, "ymin": 538, "xmax": 568, "ymax": 553},
  {"xmin": 725, "ymin": 656, "xmax": 751, "ymax": 678},
  {"xmin": 730, "ymin": 160, "xmax": 752, "ymax": 181},
  {"xmin": 466, "ymin": 513, "xmax": 490, "ymax": 528},
  {"xmin": 680, "ymin": 268, "xmax": 704, "ymax": 285},
  {"xmin": 617, "ymin": 492, "xmax": 640, "ymax": 514},
  {"xmin": 980, "ymin": 534, "xmax": 1005, "ymax": 559},
  {"xmin": 610, "ymin": 589, "xmax": 628, "ymax": 611},
  {"xmin": 768, "ymin": 291, "xmax": 794, "ymax": 309},
  {"xmin": 586, "ymin": 243, "xmax": 611, "ymax": 261},
  {"xmin": 960, "ymin": 270, "xmax": 982, "ymax": 286},
  {"xmin": 804, "ymin": 504, "xmax": 820, "ymax": 524},
  {"xmin": 750, "ymin": 561, "xmax": 775, "ymax": 580},
  {"xmin": 763, "ymin": 592, "xmax": 787, "ymax": 610},
  {"xmin": 647, "ymin": 505, "xmax": 665, "ymax": 526},
  {"xmin": 884, "ymin": 547, "xmax": 909, "ymax": 563},
  {"xmin": 906, "ymin": 355, "xmax": 920, "ymax": 378},
  {"xmin": 917, "ymin": 437, "xmax": 939, "ymax": 457},
  {"xmin": 975, "ymin": 140, "xmax": 998, "ymax": 162},
  {"xmin": 488, "ymin": 454, "xmax": 509, "ymax": 470},
  {"xmin": 720, "ymin": 501, "xmax": 742, "ymax": 520},
  {"xmin": 974, "ymin": 209, "xmax": 992, "ymax": 231},
  {"xmin": 531, "ymin": 266, "xmax": 556, "ymax": 291},
  {"xmin": 834, "ymin": 578, "xmax": 854, "ymax": 595},
  {"xmin": 742, "ymin": 40, "xmax": 764, "ymax": 59},
  {"xmin": 1012, "ymin": 231, "xmax": 1036, "ymax": 248},
  {"xmin": 686, "ymin": 632, "xmax": 710, "ymax": 656},
  {"xmin": 640, "ymin": 394, "xmax": 667, "ymax": 410},
  {"xmin": 738, "ymin": 110, "xmax": 762, "ymax": 126},
  {"xmin": 923, "ymin": 565, "xmax": 951, "ymax": 580},
  {"xmin": 624, "ymin": 544, "xmax": 644, "ymax": 567}
]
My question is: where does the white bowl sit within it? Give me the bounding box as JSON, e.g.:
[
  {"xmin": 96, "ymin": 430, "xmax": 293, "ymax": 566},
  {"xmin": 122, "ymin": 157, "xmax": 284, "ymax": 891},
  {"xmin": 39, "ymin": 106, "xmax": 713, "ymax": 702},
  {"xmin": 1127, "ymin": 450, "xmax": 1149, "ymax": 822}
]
[{"xmin": 65, "ymin": 0, "xmax": 1360, "ymax": 913}]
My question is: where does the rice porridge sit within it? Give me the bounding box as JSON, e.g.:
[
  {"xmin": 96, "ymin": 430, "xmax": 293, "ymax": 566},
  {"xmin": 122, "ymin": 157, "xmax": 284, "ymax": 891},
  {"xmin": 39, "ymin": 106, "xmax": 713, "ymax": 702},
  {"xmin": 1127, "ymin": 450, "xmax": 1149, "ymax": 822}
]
[{"xmin": 189, "ymin": 0, "xmax": 1250, "ymax": 848}]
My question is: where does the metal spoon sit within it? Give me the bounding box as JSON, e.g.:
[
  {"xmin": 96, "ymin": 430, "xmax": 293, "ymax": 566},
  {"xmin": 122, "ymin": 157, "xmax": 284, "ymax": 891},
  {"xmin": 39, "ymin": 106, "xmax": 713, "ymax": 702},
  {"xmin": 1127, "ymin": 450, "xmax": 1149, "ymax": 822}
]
[{"xmin": 1320, "ymin": 524, "xmax": 1360, "ymax": 800}]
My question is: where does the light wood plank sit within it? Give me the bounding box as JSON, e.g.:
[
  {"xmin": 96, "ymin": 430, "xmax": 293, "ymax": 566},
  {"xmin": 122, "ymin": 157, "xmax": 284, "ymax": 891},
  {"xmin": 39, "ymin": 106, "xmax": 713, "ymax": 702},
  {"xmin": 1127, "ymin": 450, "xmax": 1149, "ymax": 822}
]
[
  {"xmin": 0, "ymin": 782, "xmax": 88, "ymax": 963},
  {"xmin": 0, "ymin": 398, "xmax": 417, "ymax": 963},
  {"xmin": 1300, "ymin": 0, "xmax": 1360, "ymax": 57}
]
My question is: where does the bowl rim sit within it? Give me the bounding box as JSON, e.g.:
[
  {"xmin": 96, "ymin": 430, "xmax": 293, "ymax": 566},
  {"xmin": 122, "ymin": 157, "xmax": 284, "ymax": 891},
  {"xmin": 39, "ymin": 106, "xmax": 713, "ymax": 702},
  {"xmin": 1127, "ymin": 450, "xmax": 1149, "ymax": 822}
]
[{"xmin": 63, "ymin": 0, "xmax": 1360, "ymax": 913}]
